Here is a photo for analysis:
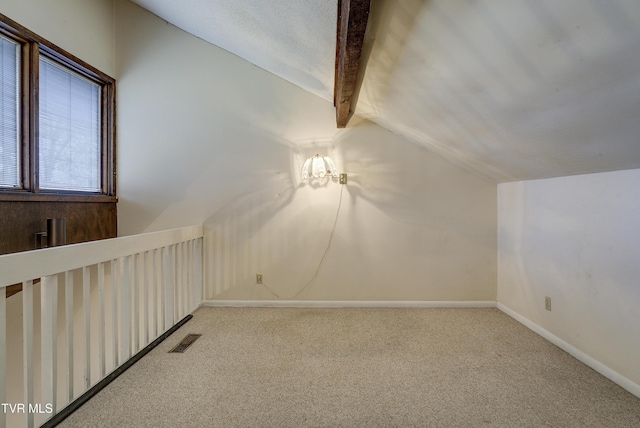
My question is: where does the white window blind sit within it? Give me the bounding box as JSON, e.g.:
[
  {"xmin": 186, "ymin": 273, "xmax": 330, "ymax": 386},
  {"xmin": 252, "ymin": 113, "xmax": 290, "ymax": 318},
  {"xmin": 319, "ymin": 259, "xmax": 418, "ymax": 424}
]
[
  {"xmin": 39, "ymin": 56, "xmax": 101, "ymax": 192},
  {"xmin": 0, "ymin": 35, "xmax": 20, "ymax": 188}
]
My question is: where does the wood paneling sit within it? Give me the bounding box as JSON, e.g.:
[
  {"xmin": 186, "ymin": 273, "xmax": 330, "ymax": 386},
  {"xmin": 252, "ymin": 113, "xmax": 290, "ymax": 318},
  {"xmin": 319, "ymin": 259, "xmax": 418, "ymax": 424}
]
[
  {"xmin": 1, "ymin": 201, "xmax": 116, "ymax": 297},
  {"xmin": 0, "ymin": 201, "xmax": 117, "ymax": 256}
]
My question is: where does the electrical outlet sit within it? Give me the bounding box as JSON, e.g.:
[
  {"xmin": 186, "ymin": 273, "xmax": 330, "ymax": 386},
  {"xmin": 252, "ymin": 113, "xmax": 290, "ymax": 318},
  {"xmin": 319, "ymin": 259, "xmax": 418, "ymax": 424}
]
[
  {"xmin": 256, "ymin": 274, "xmax": 263, "ymax": 284},
  {"xmin": 339, "ymin": 173, "xmax": 347, "ymax": 184},
  {"xmin": 545, "ymin": 296, "xmax": 551, "ymax": 311}
]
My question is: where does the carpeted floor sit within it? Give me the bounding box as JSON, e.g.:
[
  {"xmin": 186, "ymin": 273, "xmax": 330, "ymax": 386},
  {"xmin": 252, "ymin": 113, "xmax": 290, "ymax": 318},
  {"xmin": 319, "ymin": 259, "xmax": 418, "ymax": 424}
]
[{"xmin": 59, "ymin": 307, "xmax": 640, "ymax": 427}]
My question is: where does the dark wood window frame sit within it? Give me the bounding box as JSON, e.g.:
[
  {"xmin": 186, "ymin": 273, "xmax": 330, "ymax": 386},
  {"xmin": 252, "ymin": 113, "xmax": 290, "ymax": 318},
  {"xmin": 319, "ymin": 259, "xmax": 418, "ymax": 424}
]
[{"xmin": 0, "ymin": 12, "xmax": 116, "ymax": 203}]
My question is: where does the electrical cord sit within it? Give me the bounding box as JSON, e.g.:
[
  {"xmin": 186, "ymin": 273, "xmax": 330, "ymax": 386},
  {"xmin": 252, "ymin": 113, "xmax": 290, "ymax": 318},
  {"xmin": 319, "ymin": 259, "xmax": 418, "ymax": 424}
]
[{"xmin": 261, "ymin": 184, "xmax": 345, "ymax": 299}]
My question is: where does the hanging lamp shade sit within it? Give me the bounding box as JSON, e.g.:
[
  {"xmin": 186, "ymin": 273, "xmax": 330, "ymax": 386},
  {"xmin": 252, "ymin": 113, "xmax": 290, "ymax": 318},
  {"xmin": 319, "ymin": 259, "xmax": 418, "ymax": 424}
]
[{"xmin": 301, "ymin": 154, "xmax": 339, "ymax": 181}]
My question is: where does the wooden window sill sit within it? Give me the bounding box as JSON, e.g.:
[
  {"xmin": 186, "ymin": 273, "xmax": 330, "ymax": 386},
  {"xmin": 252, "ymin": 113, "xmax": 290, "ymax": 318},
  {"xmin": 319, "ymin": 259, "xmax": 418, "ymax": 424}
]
[{"xmin": 0, "ymin": 192, "xmax": 117, "ymax": 203}]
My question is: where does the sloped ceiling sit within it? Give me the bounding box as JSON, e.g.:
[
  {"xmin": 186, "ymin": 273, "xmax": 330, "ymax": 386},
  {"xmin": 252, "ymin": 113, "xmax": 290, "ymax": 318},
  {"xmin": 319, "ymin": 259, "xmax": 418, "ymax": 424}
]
[
  {"xmin": 129, "ymin": 0, "xmax": 640, "ymax": 182},
  {"xmin": 129, "ymin": 0, "xmax": 337, "ymax": 100}
]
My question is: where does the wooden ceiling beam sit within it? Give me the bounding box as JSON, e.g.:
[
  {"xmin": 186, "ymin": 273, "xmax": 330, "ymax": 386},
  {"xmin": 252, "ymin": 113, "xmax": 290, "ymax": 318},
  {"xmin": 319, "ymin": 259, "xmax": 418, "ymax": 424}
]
[{"xmin": 334, "ymin": 0, "xmax": 371, "ymax": 128}]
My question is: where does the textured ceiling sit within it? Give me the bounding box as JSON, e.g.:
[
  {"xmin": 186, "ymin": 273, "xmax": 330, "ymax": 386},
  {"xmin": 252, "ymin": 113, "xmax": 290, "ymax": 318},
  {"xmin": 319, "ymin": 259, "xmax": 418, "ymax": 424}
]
[
  {"xmin": 129, "ymin": 0, "xmax": 640, "ymax": 182},
  {"xmin": 129, "ymin": 0, "xmax": 337, "ymax": 101}
]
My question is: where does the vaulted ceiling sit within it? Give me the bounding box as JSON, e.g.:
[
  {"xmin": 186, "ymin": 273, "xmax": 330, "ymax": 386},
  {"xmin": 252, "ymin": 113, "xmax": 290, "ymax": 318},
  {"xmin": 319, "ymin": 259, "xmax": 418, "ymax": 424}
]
[{"xmin": 129, "ymin": 0, "xmax": 640, "ymax": 182}]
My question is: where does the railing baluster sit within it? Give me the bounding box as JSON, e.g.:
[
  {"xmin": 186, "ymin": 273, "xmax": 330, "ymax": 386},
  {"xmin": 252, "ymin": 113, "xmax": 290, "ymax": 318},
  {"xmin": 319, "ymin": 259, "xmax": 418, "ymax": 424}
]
[
  {"xmin": 173, "ymin": 244, "xmax": 178, "ymax": 323},
  {"xmin": 120, "ymin": 257, "xmax": 131, "ymax": 363},
  {"xmin": 177, "ymin": 244, "xmax": 181, "ymax": 318},
  {"xmin": 158, "ymin": 247, "xmax": 163, "ymax": 333},
  {"xmin": 194, "ymin": 238, "xmax": 203, "ymax": 308},
  {"xmin": 111, "ymin": 259, "xmax": 119, "ymax": 369},
  {"xmin": 151, "ymin": 249, "xmax": 158, "ymax": 339},
  {"xmin": 98, "ymin": 262, "xmax": 106, "ymax": 377},
  {"xmin": 82, "ymin": 266, "xmax": 91, "ymax": 390},
  {"xmin": 65, "ymin": 270, "xmax": 74, "ymax": 403},
  {"xmin": 183, "ymin": 242, "xmax": 189, "ymax": 315},
  {"xmin": 176, "ymin": 242, "xmax": 183, "ymax": 319},
  {"xmin": 165, "ymin": 246, "xmax": 174, "ymax": 331},
  {"xmin": 22, "ymin": 280, "xmax": 34, "ymax": 428},
  {"xmin": 41, "ymin": 274, "xmax": 59, "ymax": 416},
  {"xmin": 159, "ymin": 248, "xmax": 165, "ymax": 334},
  {"xmin": 186, "ymin": 240, "xmax": 193, "ymax": 313},
  {"xmin": 131, "ymin": 254, "xmax": 139, "ymax": 354},
  {"xmin": 174, "ymin": 244, "xmax": 179, "ymax": 321},
  {"xmin": 0, "ymin": 282, "xmax": 5, "ymax": 428},
  {"xmin": 183, "ymin": 242, "xmax": 188, "ymax": 315},
  {"xmin": 142, "ymin": 251, "xmax": 149, "ymax": 347},
  {"xmin": 182, "ymin": 242, "xmax": 187, "ymax": 317}
]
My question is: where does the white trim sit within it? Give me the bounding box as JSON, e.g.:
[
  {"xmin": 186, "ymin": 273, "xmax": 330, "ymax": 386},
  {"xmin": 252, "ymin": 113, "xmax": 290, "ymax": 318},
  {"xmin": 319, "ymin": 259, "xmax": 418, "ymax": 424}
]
[
  {"xmin": 201, "ymin": 300, "xmax": 497, "ymax": 308},
  {"xmin": 497, "ymin": 302, "xmax": 640, "ymax": 399}
]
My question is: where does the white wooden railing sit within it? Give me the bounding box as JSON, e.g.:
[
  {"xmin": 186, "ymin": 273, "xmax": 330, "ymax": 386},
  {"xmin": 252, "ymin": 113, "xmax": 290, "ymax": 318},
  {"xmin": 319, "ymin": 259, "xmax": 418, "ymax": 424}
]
[{"xmin": 0, "ymin": 225, "xmax": 203, "ymax": 428}]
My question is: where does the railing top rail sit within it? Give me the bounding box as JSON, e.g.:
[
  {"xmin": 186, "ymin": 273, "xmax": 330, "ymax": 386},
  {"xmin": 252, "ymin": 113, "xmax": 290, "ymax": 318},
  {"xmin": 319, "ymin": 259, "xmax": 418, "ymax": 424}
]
[{"xmin": 0, "ymin": 225, "xmax": 203, "ymax": 288}]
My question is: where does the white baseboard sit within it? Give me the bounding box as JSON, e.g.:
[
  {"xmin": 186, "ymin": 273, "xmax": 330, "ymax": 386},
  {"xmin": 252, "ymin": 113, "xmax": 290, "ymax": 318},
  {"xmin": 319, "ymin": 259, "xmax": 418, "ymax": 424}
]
[
  {"xmin": 497, "ymin": 302, "xmax": 640, "ymax": 400},
  {"xmin": 201, "ymin": 300, "xmax": 497, "ymax": 309}
]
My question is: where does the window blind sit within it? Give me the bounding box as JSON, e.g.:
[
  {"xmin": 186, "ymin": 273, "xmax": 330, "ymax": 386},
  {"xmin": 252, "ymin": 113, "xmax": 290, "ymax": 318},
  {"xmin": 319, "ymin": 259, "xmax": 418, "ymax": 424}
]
[
  {"xmin": 39, "ymin": 56, "xmax": 100, "ymax": 192},
  {"xmin": 0, "ymin": 35, "xmax": 20, "ymax": 188}
]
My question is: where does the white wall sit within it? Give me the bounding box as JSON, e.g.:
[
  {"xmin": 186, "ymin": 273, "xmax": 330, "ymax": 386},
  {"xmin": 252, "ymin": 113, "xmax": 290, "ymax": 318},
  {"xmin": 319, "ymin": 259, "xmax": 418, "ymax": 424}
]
[
  {"xmin": 1, "ymin": 0, "xmax": 115, "ymax": 78},
  {"xmin": 115, "ymin": 0, "xmax": 497, "ymax": 302},
  {"xmin": 498, "ymin": 169, "xmax": 640, "ymax": 388}
]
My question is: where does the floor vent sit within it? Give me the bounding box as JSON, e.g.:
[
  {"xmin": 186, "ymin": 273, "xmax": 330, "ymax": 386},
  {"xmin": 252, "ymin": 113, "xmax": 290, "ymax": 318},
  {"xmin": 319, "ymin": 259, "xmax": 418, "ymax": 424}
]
[{"xmin": 169, "ymin": 334, "xmax": 202, "ymax": 353}]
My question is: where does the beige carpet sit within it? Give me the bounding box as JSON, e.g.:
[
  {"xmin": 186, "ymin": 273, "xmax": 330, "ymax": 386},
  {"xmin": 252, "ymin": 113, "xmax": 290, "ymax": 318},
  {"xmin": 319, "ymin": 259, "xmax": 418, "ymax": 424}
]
[{"xmin": 59, "ymin": 307, "xmax": 640, "ymax": 427}]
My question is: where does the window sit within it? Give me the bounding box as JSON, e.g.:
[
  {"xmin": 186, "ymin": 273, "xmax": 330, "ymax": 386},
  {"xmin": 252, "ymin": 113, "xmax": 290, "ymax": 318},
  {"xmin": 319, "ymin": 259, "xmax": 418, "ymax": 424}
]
[
  {"xmin": 0, "ymin": 34, "xmax": 19, "ymax": 188},
  {"xmin": 39, "ymin": 57, "xmax": 101, "ymax": 192},
  {"xmin": 0, "ymin": 13, "xmax": 115, "ymax": 200}
]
